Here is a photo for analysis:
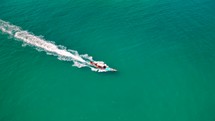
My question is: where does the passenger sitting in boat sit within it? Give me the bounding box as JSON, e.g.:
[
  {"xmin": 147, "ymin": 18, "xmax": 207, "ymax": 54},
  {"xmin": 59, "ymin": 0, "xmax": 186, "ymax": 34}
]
[{"xmin": 90, "ymin": 61, "xmax": 106, "ymax": 69}]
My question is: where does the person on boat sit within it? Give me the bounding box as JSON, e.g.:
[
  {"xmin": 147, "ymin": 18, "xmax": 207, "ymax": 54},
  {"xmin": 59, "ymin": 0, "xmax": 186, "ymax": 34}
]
[{"xmin": 90, "ymin": 61, "xmax": 106, "ymax": 69}]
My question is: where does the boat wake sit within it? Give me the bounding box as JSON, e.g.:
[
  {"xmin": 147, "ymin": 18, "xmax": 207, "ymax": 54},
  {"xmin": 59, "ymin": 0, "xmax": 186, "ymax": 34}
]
[{"xmin": 0, "ymin": 19, "xmax": 106, "ymax": 72}]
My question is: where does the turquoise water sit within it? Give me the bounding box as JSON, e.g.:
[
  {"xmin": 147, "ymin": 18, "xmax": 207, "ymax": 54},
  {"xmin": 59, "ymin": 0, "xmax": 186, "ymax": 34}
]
[{"xmin": 1, "ymin": 0, "xmax": 215, "ymax": 121}]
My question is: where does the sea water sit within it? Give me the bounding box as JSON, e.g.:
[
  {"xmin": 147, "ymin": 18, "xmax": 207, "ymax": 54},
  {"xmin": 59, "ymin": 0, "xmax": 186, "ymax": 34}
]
[{"xmin": 1, "ymin": 0, "xmax": 215, "ymax": 121}]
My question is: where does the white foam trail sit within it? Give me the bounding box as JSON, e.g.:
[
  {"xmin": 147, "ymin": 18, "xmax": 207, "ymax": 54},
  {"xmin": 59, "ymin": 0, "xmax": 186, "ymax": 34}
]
[
  {"xmin": 14, "ymin": 31, "xmax": 85, "ymax": 63},
  {"xmin": 0, "ymin": 19, "xmax": 104, "ymax": 71}
]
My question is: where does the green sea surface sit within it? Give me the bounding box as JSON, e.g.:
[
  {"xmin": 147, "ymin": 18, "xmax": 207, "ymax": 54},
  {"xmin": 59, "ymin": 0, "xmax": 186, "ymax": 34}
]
[{"xmin": 1, "ymin": 0, "xmax": 215, "ymax": 121}]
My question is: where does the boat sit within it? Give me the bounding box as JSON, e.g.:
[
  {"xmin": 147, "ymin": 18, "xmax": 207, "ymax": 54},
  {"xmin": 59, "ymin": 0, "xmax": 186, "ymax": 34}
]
[{"xmin": 89, "ymin": 61, "xmax": 117, "ymax": 72}]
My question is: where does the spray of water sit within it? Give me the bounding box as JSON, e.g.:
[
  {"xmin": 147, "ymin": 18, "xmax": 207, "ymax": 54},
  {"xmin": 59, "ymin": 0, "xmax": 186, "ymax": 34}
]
[{"xmin": 0, "ymin": 19, "xmax": 105, "ymax": 72}]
